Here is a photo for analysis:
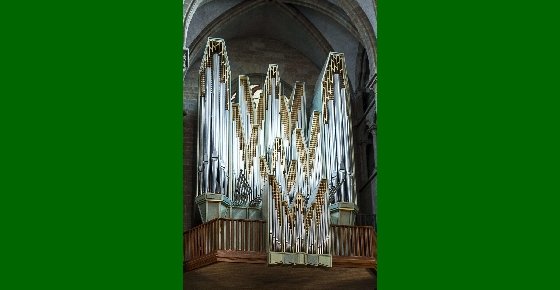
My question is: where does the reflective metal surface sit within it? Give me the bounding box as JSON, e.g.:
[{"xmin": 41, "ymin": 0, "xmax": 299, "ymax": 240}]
[
  {"xmin": 196, "ymin": 39, "xmax": 356, "ymax": 260},
  {"xmin": 197, "ymin": 38, "xmax": 231, "ymax": 199}
]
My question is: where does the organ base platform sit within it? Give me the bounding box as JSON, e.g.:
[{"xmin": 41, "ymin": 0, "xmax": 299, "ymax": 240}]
[
  {"xmin": 195, "ymin": 193, "xmax": 232, "ymax": 223},
  {"xmin": 330, "ymin": 202, "xmax": 359, "ymax": 225},
  {"xmin": 268, "ymin": 252, "xmax": 332, "ymax": 267}
]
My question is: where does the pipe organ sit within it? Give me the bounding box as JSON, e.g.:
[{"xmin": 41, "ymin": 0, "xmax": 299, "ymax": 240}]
[
  {"xmin": 318, "ymin": 53, "xmax": 356, "ymax": 205},
  {"xmin": 195, "ymin": 38, "xmax": 358, "ymax": 267},
  {"xmin": 197, "ymin": 38, "xmax": 231, "ymax": 197}
]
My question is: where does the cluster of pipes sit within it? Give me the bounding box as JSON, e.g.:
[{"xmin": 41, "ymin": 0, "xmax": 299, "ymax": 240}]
[
  {"xmin": 196, "ymin": 38, "xmax": 231, "ymax": 198},
  {"xmin": 196, "ymin": 38, "xmax": 356, "ymax": 255},
  {"xmin": 316, "ymin": 53, "xmax": 357, "ymax": 205}
]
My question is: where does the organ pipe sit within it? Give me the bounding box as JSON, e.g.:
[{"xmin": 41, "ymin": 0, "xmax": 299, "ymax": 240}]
[{"xmin": 196, "ymin": 39, "xmax": 356, "ymax": 259}]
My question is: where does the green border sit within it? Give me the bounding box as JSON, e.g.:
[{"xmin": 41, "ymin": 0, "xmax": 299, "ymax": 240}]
[
  {"xmin": 5, "ymin": 0, "xmax": 557, "ymax": 289},
  {"xmin": 2, "ymin": 1, "xmax": 182, "ymax": 289},
  {"xmin": 380, "ymin": 1, "xmax": 558, "ymax": 289}
]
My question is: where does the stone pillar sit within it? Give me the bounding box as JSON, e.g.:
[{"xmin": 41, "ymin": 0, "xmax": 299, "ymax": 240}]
[
  {"xmin": 365, "ymin": 99, "xmax": 377, "ymax": 216},
  {"xmin": 369, "ymin": 126, "xmax": 377, "ymax": 215},
  {"xmin": 183, "ymin": 48, "xmax": 189, "ymax": 80}
]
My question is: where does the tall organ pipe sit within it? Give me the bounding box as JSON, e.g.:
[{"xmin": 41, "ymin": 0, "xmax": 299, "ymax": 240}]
[
  {"xmin": 196, "ymin": 40, "xmax": 358, "ymax": 257},
  {"xmin": 197, "ymin": 38, "xmax": 231, "ymax": 197}
]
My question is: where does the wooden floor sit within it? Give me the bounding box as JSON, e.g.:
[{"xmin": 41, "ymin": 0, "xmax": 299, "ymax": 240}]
[
  {"xmin": 184, "ymin": 250, "xmax": 267, "ymax": 271},
  {"xmin": 184, "ymin": 262, "xmax": 376, "ymax": 290},
  {"xmin": 184, "ymin": 250, "xmax": 376, "ymax": 272}
]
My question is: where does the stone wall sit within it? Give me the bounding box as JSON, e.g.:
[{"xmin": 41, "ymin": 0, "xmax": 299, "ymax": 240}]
[
  {"xmin": 225, "ymin": 36, "xmax": 321, "ymax": 101},
  {"xmin": 183, "ymin": 113, "xmax": 196, "ymax": 232}
]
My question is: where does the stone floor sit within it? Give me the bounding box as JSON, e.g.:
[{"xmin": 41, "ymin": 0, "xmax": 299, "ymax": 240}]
[{"xmin": 184, "ymin": 262, "xmax": 376, "ymax": 289}]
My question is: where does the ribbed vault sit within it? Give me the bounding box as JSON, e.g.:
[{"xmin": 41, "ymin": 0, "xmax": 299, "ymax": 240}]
[{"xmin": 183, "ymin": 0, "xmax": 377, "ymax": 86}]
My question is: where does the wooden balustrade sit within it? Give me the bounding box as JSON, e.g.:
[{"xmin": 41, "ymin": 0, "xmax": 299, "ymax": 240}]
[
  {"xmin": 330, "ymin": 224, "xmax": 377, "ymax": 268},
  {"xmin": 330, "ymin": 224, "xmax": 376, "ymax": 257},
  {"xmin": 184, "ymin": 219, "xmax": 377, "ymax": 271},
  {"xmin": 184, "ymin": 218, "xmax": 267, "ymax": 271}
]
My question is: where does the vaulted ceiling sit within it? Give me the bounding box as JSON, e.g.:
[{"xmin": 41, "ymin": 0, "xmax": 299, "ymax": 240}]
[{"xmin": 183, "ymin": 0, "xmax": 377, "ymax": 90}]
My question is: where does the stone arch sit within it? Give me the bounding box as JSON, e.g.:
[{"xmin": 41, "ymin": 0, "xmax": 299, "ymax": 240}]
[
  {"xmin": 333, "ymin": 0, "xmax": 377, "ymax": 77},
  {"xmin": 185, "ymin": 1, "xmax": 335, "ymax": 78},
  {"xmin": 184, "ymin": 0, "xmax": 377, "ymax": 80}
]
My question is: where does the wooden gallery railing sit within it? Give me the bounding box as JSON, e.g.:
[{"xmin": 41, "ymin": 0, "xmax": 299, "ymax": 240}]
[
  {"xmin": 183, "ymin": 218, "xmax": 267, "ymax": 271},
  {"xmin": 330, "ymin": 224, "xmax": 377, "ymax": 269},
  {"xmin": 184, "ymin": 220, "xmax": 377, "ymax": 271}
]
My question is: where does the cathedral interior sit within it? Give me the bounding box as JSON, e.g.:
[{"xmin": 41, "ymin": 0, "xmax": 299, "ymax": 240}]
[{"xmin": 183, "ymin": 0, "xmax": 377, "ymax": 288}]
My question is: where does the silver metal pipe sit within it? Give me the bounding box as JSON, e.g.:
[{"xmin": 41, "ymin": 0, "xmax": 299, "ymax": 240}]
[
  {"xmin": 204, "ymin": 67, "xmax": 212, "ymax": 194},
  {"xmin": 219, "ymin": 82, "xmax": 225, "ymax": 194},
  {"xmin": 199, "ymin": 83, "xmax": 207, "ymax": 195}
]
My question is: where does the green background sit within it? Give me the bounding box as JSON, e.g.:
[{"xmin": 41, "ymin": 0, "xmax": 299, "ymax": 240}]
[
  {"xmin": 1, "ymin": 1, "xmax": 182, "ymax": 289},
  {"xmin": 380, "ymin": 1, "xmax": 560, "ymax": 289},
  {"xmin": 1, "ymin": 0, "xmax": 558, "ymax": 289}
]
